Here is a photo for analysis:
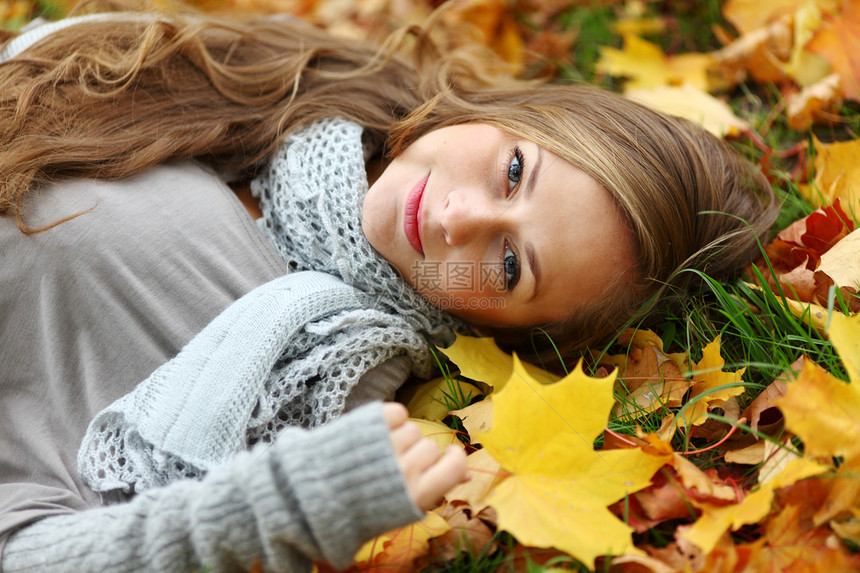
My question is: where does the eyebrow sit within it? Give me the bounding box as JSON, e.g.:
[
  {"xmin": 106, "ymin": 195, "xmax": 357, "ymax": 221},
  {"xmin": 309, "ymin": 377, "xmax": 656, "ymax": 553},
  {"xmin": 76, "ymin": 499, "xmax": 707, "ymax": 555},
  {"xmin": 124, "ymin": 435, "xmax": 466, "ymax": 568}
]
[{"xmin": 524, "ymin": 147, "xmax": 542, "ymax": 303}]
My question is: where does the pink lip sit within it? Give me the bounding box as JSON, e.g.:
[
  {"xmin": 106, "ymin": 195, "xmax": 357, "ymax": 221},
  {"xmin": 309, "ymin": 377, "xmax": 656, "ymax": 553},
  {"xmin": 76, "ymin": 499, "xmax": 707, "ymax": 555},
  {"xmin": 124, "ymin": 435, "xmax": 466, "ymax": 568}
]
[{"xmin": 404, "ymin": 174, "xmax": 428, "ymax": 255}]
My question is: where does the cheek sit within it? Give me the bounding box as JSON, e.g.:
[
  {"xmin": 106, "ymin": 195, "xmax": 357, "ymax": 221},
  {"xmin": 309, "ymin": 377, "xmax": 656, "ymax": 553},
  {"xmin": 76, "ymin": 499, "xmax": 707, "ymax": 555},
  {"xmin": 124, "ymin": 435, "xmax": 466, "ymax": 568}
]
[
  {"xmin": 407, "ymin": 263, "xmax": 509, "ymax": 321},
  {"xmin": 409, "ymin": 261, "xmax": 506, "ymax": 298}
]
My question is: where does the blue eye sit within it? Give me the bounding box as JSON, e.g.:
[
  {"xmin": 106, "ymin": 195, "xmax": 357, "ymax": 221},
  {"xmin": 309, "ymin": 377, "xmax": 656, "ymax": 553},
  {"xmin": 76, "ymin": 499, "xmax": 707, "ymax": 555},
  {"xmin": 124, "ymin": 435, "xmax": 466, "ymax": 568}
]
[
  {"xmin": 507, "ymin": 148, "xmax": 523, "ymax": 195},
  {"xmin": 503, "ymin": 243, "xmax": 520, "ymax": 291}
]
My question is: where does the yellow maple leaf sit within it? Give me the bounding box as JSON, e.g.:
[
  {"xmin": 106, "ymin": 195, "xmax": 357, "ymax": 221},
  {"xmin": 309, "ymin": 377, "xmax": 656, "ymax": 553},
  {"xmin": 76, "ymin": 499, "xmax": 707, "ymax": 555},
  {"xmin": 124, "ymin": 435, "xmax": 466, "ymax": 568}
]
[
  {"xmin": 476, "ymin": 356, "xmax": 669, "ymax": 566},
  {"xmin": 596, "ymin": 34, "xmax": 714, "ymax": 92},
  {"xmin": 437, "ymin": 334, "xmax": 558, "ymax": 391},
  {"xmin": 676, "ymin": 336, "xmax": 747, "ymax": 429},
  {"xmin": 681, "ymin": 457, "xmax": 828, "ymax": 553},
  {"xmin": 819, "ymin": 228, "xmax": 860, "ymax": 291},
  {"xmin": 778, "ymin": 313, "xmax": 860, "ymax": 464},
  {"xmin": 627, "ymin": 84, "xmax": 751, "ymax": 139},
  {"xmin": 800, "ymin": 136, "xmax": 860, "ymax": 219}
]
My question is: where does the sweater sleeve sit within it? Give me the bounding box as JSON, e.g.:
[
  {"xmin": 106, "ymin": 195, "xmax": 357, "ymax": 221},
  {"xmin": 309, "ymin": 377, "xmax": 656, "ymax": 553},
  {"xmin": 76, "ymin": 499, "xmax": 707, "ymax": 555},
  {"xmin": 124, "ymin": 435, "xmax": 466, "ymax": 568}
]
[{"xmin": 1, "ymin": 402, "xmax": 423, "ymax": 573}]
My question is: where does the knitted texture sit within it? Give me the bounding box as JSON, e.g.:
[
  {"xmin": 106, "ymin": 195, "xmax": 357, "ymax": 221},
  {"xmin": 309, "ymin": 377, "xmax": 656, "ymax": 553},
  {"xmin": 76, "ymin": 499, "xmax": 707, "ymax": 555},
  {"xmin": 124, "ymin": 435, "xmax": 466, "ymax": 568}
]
[
  {"xmin": 6, "ymin": 403, "xmax": 423, "ymax": 573},
  {"xmin": 252, "ymin": 117, "xmax": 462, "ymax": 352},
  {"xmin": 77, "ymin": 118, "xmax": 463, "ymax": 494}
]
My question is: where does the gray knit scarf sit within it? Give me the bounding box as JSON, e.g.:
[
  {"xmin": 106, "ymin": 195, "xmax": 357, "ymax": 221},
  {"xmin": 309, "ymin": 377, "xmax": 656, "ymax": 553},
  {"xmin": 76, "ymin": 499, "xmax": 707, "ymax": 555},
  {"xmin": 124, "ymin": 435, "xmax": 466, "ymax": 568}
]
[{"xmin": 77, "ymin": 117, "xmax": 463, "ymax": 494}]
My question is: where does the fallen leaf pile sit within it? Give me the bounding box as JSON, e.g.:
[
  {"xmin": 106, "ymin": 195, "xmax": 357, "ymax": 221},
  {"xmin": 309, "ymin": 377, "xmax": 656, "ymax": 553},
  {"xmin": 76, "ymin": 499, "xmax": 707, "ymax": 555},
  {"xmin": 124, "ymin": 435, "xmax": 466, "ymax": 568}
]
[
  {"xmin": 4, "ymin": 0, "xmax": 860, "ymax": 571},
  {"xmin": 360, "ymin": 318, "xmax": 860, "ymax": 572}
]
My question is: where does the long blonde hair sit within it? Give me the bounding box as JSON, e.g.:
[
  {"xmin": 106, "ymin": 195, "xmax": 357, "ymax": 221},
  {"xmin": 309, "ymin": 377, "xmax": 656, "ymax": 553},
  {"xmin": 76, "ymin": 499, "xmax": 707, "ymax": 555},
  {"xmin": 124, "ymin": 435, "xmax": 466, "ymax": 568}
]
[{"xmin": 0, "ymin": 1, "xmax": 777, "ymax": 361}]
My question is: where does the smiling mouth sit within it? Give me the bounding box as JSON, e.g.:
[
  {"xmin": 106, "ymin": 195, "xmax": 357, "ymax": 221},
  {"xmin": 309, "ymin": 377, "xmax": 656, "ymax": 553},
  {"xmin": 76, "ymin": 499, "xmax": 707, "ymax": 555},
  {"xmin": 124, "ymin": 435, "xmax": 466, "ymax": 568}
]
[{"xmin": 404, "ymin": 174, "xmax": 428, "ymax": 255}]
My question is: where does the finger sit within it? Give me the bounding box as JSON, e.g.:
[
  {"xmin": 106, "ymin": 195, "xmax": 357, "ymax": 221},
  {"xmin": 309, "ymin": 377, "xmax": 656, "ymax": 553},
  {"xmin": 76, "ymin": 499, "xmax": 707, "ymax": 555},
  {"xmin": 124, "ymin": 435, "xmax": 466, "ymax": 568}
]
[
  {"xmin": 382, "ymin": 402, "xmax": 408, "ymax": 430},
  {"xmin": 398, "ymin": 436, "xmax": 441, "ymax": 482},
  {"xmin": 412, "ymin": 446, "xmax": 468, "ymax": 511},
  {"xmin": 388, "ymin": 420, "xmax": 423, "ymax": 456}
]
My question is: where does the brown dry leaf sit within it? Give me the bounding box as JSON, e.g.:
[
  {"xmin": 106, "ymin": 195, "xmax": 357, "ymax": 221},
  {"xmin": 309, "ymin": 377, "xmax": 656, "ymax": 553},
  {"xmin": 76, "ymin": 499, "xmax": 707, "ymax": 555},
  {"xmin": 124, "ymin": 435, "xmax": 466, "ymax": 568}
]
[
  {"xmin": 599, "ymin": 329, "xmax": 689, "ymax": 420},
  {"xmin": 787, "ymin": 72, "xmax": 842, "ymax": 129},
  {"xmin": 608, "ymin": 553, "xmax": 677, "ymax": 573},
  {"xmin": 689, "ymin": 396, "xmax": 740, "ymax": 441},
  {"xmin": 626, "ymin": 84, "xmax": 750, "ymax": 138},
  {"xmin": 612, "ymin": 468, "xmax": 699, "ymax": 534},
  {"xmin": 596, "ymin": 34, "xmax": 715, "ymax": 92},
  {"xmin": 740, "ymin": 363, "xmax": 794, "ymax": 433},
  {"xmin": 645, "ymin": 529, "xmax": 740, "ymax": 573},
  {"xmin": 670, "ymin": 455, "xmax": 737, "ymax": 502},
  {"xmin": 428, "ymin": 502, "xmax": 497, "ymax": 562}
]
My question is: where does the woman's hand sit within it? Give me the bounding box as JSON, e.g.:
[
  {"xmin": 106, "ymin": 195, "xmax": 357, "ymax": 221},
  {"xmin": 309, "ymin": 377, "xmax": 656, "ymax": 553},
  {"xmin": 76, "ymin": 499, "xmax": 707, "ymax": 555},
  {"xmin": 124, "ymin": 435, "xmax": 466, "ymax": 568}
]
[{"xmin": 383, "ymin": 402, "xmax": 468, "ymax": 512}]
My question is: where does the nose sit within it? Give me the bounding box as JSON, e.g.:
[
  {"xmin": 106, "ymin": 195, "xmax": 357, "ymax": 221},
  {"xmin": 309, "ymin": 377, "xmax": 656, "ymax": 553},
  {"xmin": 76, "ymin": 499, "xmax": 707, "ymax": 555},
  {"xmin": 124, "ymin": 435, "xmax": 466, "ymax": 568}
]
[{"xmin": 439, "ymin": 189, "xmax": 501, "ymax": 246}]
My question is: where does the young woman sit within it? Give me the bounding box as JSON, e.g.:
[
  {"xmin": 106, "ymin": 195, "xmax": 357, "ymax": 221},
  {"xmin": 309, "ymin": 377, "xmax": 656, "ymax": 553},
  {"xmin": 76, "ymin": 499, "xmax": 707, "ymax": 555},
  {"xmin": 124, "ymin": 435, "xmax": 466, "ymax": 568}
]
[{"xmin": 0, "ymin": 2, "xmax": 778, "ymax": 571}]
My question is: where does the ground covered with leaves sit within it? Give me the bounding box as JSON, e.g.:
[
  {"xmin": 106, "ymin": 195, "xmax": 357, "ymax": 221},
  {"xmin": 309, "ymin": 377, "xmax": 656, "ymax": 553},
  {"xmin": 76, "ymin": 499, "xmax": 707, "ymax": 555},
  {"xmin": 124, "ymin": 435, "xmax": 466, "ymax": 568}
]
[{"xmin": 4, "ymin": 0, "xmax": 860, "ymax": 571}]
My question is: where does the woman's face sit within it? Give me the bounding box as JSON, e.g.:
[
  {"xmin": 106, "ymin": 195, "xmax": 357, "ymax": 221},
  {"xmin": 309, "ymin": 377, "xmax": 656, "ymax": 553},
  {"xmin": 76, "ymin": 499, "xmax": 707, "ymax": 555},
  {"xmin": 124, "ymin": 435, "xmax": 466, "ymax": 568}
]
[{"xmin": 362, "ymin": 123, "xmax": 635, "ymax": 327}]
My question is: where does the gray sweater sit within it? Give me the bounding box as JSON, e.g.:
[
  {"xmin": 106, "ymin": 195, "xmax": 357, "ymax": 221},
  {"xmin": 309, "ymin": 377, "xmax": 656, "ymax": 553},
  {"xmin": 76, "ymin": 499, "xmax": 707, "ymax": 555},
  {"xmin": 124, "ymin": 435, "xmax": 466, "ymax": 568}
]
[
  {"xmin": 0, "ymin": 163, "xmax": 420, "ymax": 571},
  {"xmin": 3, "ymin": 402, "xmax": 422, "ymax": 572}
]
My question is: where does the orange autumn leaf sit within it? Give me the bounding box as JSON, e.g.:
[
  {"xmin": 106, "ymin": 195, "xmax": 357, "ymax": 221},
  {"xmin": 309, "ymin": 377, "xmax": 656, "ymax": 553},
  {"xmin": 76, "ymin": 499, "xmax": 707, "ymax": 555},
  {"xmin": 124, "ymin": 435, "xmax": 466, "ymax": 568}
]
[
  {"xmin": 762, "ymin": 199, "xmax": 854, "ymax": 275},
  {"xmin": 476, "ymin": 356, "xmax": 669, "ymax": 566},
  {"xmin": 599, "ymin": 329, "xmax": 690, "ymax": 419},
  {"xmin": 787, "ymin": 72, "xmax": 842, "ymax": 129},
  {"xmin": 807, "ymin": 0, "xmax": 860, "ymax": 101},
  {"xmin": 722, "ymin": 0, "xmax": 837, "ymax": 35},
  {"xmin": 680, "ymin": 456, "xmax": 828, "ymax": 554},
  {"xmin": 741, "ymin": 502, "xmax": 860, "ymax": 571},
  {"xmin": 746, "ymin": 200, "xmax": 859, "ymax": 315},
  {"xmin": 442, "ymin": 0, "xmax": 525, "ymax": 71},
  {"xmin": 350, "ymin": 510, "xmax": 451, "ymax": 572}
]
